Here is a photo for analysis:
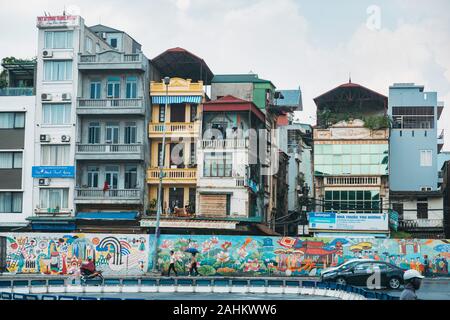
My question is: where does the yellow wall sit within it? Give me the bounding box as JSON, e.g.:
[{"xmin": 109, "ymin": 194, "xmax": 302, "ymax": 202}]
[
  {"xmin": 150, "ymin": 140, "xmax": 195, "ymax": 167},
  {"xmin": 150, "ymin": 103, "xmax": 200, "ymax": 124}
]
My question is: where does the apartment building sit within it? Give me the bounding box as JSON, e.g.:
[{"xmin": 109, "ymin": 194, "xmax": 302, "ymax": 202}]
[
  {"xmin": 0, "ymin": 59, "xmax": 36, "ymax": 230},
  {"xmin": 31, "ymin": 15, "xmax": 151, "ymax": 232},
  {"xmin": 389, "ymin": 83, "xmax": 445, "ymax": 238},
  {"xmin": 311, "ymin": 81, "xmax": 390, "ymax": 238}
]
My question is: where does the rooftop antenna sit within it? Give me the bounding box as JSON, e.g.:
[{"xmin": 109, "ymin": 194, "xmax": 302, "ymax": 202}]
[
  {"xmin": 349, "ymin": 72, "xmax": 352, "ymax": 83},
  {"xmin": 63, "ymin": 5, "xmax": 66, "ymax": 16}
]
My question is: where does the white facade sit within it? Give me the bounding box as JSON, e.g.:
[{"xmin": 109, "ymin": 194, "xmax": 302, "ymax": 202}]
[{"xmin": 0, "ymin": 96, "xmax": 35, "ymax": 226}]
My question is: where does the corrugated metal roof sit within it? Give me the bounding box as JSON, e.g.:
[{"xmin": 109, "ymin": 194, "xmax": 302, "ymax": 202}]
[{"xmin": 212, "ymin": 74, "xmax": 274, "ymax": 86}]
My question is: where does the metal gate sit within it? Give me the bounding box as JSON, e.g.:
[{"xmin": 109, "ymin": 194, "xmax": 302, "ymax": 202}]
[{"xmin": 0, "ymin": 236, "xmax": 6, "ymax": 272}]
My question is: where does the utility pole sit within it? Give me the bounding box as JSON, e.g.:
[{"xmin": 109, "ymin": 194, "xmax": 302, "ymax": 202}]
[{"xmin": 151, "ymin": 76, "xmax": 170, "ymax": 273}]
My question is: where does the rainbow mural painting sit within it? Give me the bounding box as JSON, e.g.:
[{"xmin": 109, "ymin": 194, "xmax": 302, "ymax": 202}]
[{"xmin": 2, "ymin": 233, "xmax": 148, "ymax": 276}]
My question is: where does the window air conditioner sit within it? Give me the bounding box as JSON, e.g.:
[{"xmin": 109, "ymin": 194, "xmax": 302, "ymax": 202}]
[
  {"xmin": 62, "ymin": 93, "xmax": 71, "ymax": 101},
  {"xmin": 42, "ymin": 50, "xmax": 53, "ymax": 58},
  {"xmin": 41, "ymin": 93, "xmax": 53, "ymax": 101},
  {"xmin": 38, "ymin": 178, "xmax": 50, "ymax": 186},
  {"xmin": 61, "ymin": 135, "xmax": 71, "ymax": 142},
  {"xmin": 40, "ymin": 134, "xmax": 50, "ymax": 142}
]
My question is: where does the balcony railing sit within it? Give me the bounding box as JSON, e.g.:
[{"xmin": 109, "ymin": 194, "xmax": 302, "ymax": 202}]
[
  {"xmin": 0, "ymin": 87, "xmax": 34, "ymax": 96},
  {"xmin": 75, "ymin": 188, "xmax": 141, "ymax": 199},
  {"xmin": 398, "ymin": 219, "xmax": 444, "ymax": 230},
  {"xmin": 78, "ymin": 98, "xmax": 143, "ymax": 108},
  {"xmin": 199, "ymin": 139, "xmax": 248, "ymax": 149},
  {"xmin": 147, "ymin": 168, "xmax": 197, "ymax": 183},
  {"xmin": 79, "ymin": 53, "xmax": 142, "ymax": 63},
  {"xmin": 77, "ymin": 143, "xmax": 142, "ymax": 153},
  {"xmin": 148, "ymin": 122, "xmax": 196, "ymax": 135}
]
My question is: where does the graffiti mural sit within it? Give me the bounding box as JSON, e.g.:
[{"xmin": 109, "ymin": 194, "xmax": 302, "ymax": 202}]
[
  {"xmin": 2, "ymin": 233, "xmax": 148, "ymax": 276},
  {"xmin": 152, "ymin": 235, "xmax": 450, "ymax": 277},
  {"xmin": 1, "ymin": 233, "xmax": 449, "ymax": 277}
]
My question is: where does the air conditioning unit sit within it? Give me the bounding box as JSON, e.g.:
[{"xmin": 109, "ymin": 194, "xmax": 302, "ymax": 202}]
[
  {"xmin": 42, "ymin": 50, "xmax": 53, "ymax": 58},
  {"xmin": 62, "ymin": 93, "xmax": 71, "ymax": 101},
  {"xmin": 61, "ymin": 135, "xmax": 71, "ymax": 142},
  {"xmin": 40, "ymin": 134, "xmax": 50, "ymax": 142},
  {"xmin": 38, "ymin": 178, "xmax": 50, "ymax": 186},
  {"xmin": 101, "ymin": 32, "xmax": 107, "ymax": 39},
  {"xmin": 105, "ymin": 140, "xmax": 112, "ymax": 144},
  {"xmin": 421, "ymin": 187, "xmax": 432, "ymax": 191},
  {"xmin": 41, "ymin": 93, "xmax": 53, "ymax": 101}
]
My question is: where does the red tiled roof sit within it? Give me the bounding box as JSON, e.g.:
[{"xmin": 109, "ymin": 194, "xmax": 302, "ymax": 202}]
[{"xmin": 203, "ymin": 95, "xmax": 265, "ymax": 122}]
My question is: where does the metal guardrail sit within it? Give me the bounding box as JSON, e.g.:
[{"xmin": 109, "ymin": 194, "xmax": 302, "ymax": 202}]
[{"xmin": 0, "ymin": 277, "xmax": 399, "ymax": 300}]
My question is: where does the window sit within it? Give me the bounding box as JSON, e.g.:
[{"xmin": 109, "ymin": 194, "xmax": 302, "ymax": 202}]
[
  {"xmin": 159, "ymin": 105, "xmax": 165, "ymax": 123},
  {"xmin": 417, "ymin": 200, "xmax": 428, "ymax": 219},
  {"xmin": 124, "ymin": 122, "xmax": 137, "ymax": 144},
  {"xmin": 95, "ymin": 43, "xmax": 100, "ymax": 53},
  {"xmin": 42, "ymin": 104, "xmax": 71, "ymax": 125},
  {"xmin": 0, "ymin": 152, "xmax": 22, "ymax": 169},
  {"xmin": 85, "ymin": 37, "xmax": 93, "ymax": 53},
  {"xmin": 107, "ymin": 77, "xmax": 120, "ymax": 98},
  {"xmin": 158, "ymin": 143, "xmax": 163, "ymax": 166},
  {"xmin": 0, "ymin": 113, "xmax": 25, "ymax": 129},
  {"xmin": 44, "ymin": 31, "xmax": 73, "ymax": 49},
  {"xmin": 392, "ymin": 203, "xmax": 404, "ymax": 219},
  {"xmin": 190, "ymin": 104, "xmax": 197, "ymax": 122},
  {"xmin": 190, "ymin": 142, "xmax": 196, "ymax": 165},
  {"xmin": 43, "ymin": 61, "xmax": 73, "ymax": 81},
  {"xmin": 0, "ymin": 192, "xmax": 22, "ymax": 213},
  {"xmin": 392, "ymin": 107, "xmax": 434, "ymax": 129},
  {"xmin": 88, "ymin": 122, "xmax": 101, "ymax": 144},
  {"xmin": 110, "ymin": 38, "xmax": 118, "ymax": 48},
  {"xmin": 87, "ymin": 166, "xmax": 99, "ymax": 188},
  {"xmin": 125, "ymin": 166, "xmax": 137, "ymax": 189},
  {"xmin": 41, "ymin": 145, "xmax": 70, "ymax": 166},
  {"xmin": 126, "ymin": 76, "xmax": 137, "ymax": 99},
  {"xmin": 105, "ymin": 122, "xmax": 119, "ymax": 144},
  {"xmin": 420, "ymin": 150, "xmax": 432, "ymax": 167},
  {"xmin": 324, "ymin": 190, "xmax": 380, "ymax": 213},
  {"xmin": 90, "ymin": 81, "xmax": 101, "ymax": 99},
  {"xmin": 39, "ymin": 188, "xmax": 69, "ymax": 210},
  {"xmin": 203, "ymin": 152, "xmax": 232, "ymax": 177}
]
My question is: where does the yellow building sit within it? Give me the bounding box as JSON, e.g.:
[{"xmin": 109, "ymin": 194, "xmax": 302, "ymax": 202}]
[{"xmin": 147, "ymin": 77, "xmax": 205, "ymax": 215}]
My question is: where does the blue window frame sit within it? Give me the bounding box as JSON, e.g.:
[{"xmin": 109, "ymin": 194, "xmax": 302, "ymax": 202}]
[
  {"xmin": 107, "ymin": 77, "xmax": 120, "ymax": 98},
  {"xmin": 90, "ymin": 81, "xmax": 101, "ymax": 99},
  {"xmin": 126, "ymin": 76, "xmax": 137, "ymax": 99}
]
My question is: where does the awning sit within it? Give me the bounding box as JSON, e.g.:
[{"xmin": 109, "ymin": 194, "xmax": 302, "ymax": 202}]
[
  {"xmin": 76, "ymin": 211, "xmax": 138, "ymax": 220},
  {"xmin": 151, "ymin": 95, "xmax": 202, "ymax": 104},
  {"xmin": 255, "ymin": 223, "xmax": 280, "ymax": 236}
]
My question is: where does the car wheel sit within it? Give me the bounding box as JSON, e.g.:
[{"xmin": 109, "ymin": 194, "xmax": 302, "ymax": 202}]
[
  {"xmin": 388, "ymin": 277, "xmax": 401, "ymax": 290},
  {"xmin": 336, "ymin": 277, "xmax": 347, "ymax": 285}
]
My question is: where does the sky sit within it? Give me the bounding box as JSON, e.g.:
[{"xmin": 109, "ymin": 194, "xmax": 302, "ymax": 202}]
[{"xmin": 1, "ymin": 0, "xmax": 449, "ymax": 151}]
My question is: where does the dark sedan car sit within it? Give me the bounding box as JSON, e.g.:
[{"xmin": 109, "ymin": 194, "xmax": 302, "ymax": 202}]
[{"xmin": 320, "ymin": 260, "xmax": 406, "ymax": 289}]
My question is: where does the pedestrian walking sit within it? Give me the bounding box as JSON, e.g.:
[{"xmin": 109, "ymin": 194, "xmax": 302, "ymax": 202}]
[
  {"xmin": 400, "ymin": 269, "xmax": 424, "ymax": 300},
  {"xmin": 167, "ymin": 250, "xmax": 177, "ymax": 277},
  {"xmin": 189, "ymin": 252, "xmax": 199, "ymax": 276},
  {"xmin": 423, "ymin": 255, "xmax": 430, "ymax": 277}
]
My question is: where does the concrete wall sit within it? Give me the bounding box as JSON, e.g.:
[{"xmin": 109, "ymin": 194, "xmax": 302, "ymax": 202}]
[
  {"xmin": 211, "ymin": 83, "xmax": 253, "ymax": 101},
  {"xmin": 2, "ymin": 233, "xmax": 449, "ymax": 277}
]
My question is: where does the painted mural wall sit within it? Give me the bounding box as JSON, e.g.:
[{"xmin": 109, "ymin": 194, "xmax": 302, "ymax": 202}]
[
  {"xmin": 151, "ymin": 235, "xmax": 450, "ymax": 277},
  {"xmin": 1, "ymin": 233, "xmax": 449, "ymax": 277},
  {"xmin": 1, "ymin": 233, "xmax": 148, "ymax": 276}
]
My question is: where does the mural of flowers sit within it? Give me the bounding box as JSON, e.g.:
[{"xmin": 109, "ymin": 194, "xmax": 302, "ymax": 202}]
[
  {"xmin": 216, "ymin": 251, "xmax": 230, "ymax": 263},
  {"xmin": 221, "ymin": 241, "xmax": 232, "ymax": 251}
]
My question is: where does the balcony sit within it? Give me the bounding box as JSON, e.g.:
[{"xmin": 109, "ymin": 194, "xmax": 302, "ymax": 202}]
[
  {"xmin": 0, "ymin": 87, "xmax": 34, "ymax": 96},
  {"xmin": 199, "ymin": 139, "xmax": 249, "ymax": 149},
  {"xmin": 398, "ymin": 219, "xmax": 444, "ymax": 231},
  {"xmin": 75, "ymin": 188, "xmax": 142, "ymax": 204},
  {"xmin": 147, "ymin": 168, "xmax": 197, "ymax": 184},
  {"xmin": 78, "ymin": 52, "xmax": 146, "ymax": 71},
  {"xmin": 148, "ymin": 122, "xmax": 198, "ymax": 138},
  {"xmin": 77, "ymin": 98, "xmax": 145, "ymax": 115},
  {"xmin": 76, "ymin": 143, "xmax": 144, "ymax": 161}
]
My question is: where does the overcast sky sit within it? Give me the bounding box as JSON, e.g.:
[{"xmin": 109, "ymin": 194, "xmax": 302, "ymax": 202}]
[{"xmin": 1, "ymin": 0, "xmax": 449, "ymax": 151}]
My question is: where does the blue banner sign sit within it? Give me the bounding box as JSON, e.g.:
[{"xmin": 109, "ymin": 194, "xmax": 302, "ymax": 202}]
[
  {"xmin": 308, "ymin": 212, "xmax": 388, "ymax": 232},
  {"xmin": 32, "ymin": 166, "xmax": 75, "ymax": 178}
]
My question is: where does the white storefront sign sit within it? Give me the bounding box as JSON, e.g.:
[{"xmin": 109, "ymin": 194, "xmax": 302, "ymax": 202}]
[{"xmin": 37, "ymin": 15, "xmax": 80, "ymax": 27}]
